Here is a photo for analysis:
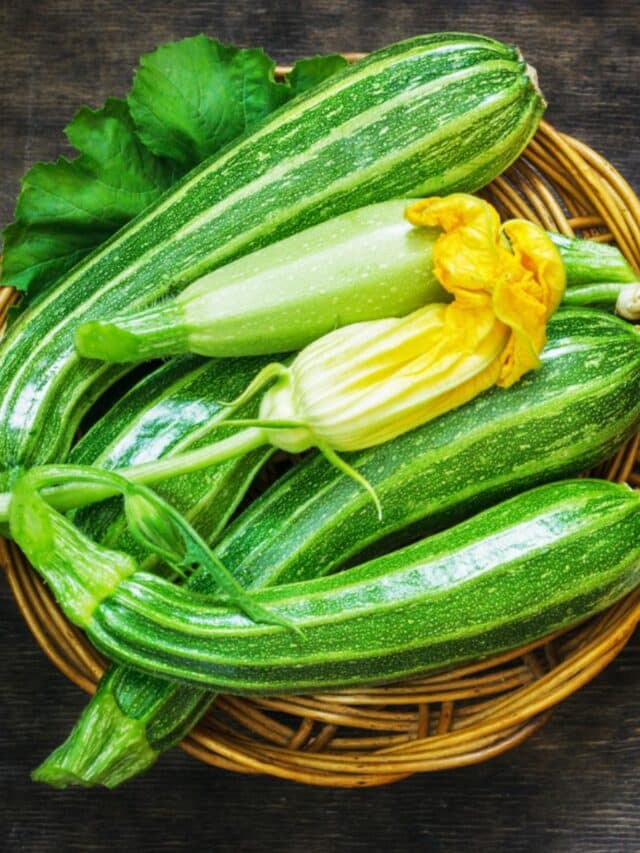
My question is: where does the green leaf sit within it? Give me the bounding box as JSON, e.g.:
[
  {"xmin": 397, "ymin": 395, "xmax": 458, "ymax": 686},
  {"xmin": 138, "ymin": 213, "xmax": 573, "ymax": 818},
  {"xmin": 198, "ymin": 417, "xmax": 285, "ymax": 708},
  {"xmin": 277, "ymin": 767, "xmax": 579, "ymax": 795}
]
[
  {"xmin": 2, "ymin": 98, "xmax": 176, "ymax": 296},
  {"xmin": 128, "ymin": 35, "xmax": 290, "ymax": 172},
  {"xmin": 286, "ymin": 54, "xmax": 350, "ymax": 97}
]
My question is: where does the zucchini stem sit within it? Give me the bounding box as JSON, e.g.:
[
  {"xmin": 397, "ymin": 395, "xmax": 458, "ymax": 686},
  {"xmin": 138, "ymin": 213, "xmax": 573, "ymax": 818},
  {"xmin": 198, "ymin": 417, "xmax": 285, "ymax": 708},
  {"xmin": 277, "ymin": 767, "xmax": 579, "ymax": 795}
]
[
  {"xmin": 127, "ymin": 426, "xmax": 267, "ymax": 484},
  {"xmin": 0, "ymin": 427, "xmax": 268, "ymax": 522},
  {"xmin": 9, "ymin": 465, "xmax": 295, "ymax": 630},
  {"xmin": 548, "ymin": 232, "xmax": 637, "ymax": 287},
  {"xmin": 562, "ymin": 280, "xmax": 640, "ymax": 310},
  {"xmin": 616, "ymin": 283, "xmax": 640, "ymax": 321},
  {"xmin": 74, "ymin": 301, "xmax": 189, "ymax": 362},
  {"xmin": 0, "ymin": 423, "xmax": 382, "ymax": 529},
  {"xmin": 318, "ymin": 443, "xmax": 382, "ymax": 520}
]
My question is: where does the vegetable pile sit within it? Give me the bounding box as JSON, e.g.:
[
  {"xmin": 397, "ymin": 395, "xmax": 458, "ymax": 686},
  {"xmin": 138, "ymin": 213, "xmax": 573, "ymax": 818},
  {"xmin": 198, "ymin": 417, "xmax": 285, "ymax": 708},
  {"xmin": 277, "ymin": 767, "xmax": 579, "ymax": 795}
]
[{"xmin": 1, "ymin": 32, "xmax": 639, "ymax": 789}]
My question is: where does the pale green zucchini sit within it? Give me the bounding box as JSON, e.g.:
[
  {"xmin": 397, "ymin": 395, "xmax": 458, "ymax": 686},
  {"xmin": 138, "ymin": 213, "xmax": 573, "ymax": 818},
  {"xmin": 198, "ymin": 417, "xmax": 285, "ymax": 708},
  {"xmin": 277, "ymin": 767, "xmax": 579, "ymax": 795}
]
[
  {"xmin": 74, "ymin": 203, "xmax": 638, "ymax": 363},
  {"xmin": 0, "ymin": 33, "xmax": 544, "ymax": 484},
  {"xmin": 74, "ymin": 199, "xmax": 445, "ymax": 361}
]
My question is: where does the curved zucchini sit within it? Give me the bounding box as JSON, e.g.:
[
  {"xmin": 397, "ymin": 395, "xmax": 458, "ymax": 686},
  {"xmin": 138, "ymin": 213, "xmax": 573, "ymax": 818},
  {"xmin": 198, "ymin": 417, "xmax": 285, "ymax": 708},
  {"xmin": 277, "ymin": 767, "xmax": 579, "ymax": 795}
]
[{"xmin": 0, "ymin": 33, "xmax": 543, "ymax": 483}]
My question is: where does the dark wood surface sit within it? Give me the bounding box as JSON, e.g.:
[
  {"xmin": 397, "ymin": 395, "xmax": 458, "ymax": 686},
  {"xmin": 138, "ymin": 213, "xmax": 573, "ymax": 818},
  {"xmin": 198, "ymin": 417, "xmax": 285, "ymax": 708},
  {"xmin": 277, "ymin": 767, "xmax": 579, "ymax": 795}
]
[{"xmin": 2, "ymin": 1, "xmax": 640, "ymax": 850}]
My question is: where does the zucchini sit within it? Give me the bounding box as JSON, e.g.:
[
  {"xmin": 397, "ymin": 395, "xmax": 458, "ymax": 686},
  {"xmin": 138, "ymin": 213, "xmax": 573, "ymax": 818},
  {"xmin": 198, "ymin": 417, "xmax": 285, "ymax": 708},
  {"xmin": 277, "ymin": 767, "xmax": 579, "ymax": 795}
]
[
  {"xmin": 21, "ymin": 478, "xmax": 640, "ymax": 693},
  {"xmin": 217, "ymin": 307, "xmax": 640, "ymax": 582},
  {"xmin": 75, "ymin": 199, "xmax": 446, "ymax": 361},
  {"xmin": 0, "ymin": 33, "xmax": 543, "ymax": 483},
  {"xmin": 69, "ymin": 354, "xmax": 275, "ymax": 560},
  {"xmin": 34, "ymin": 308, "xmax": 640, "ymax": 787}
]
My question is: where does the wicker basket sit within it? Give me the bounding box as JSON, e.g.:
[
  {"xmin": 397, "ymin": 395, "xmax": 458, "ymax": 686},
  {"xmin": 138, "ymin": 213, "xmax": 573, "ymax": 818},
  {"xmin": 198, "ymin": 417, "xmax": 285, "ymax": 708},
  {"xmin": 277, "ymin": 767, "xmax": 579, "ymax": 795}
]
[{"xmin": 2, "ymin": 98, "xmax": 640, "ymax": 787}]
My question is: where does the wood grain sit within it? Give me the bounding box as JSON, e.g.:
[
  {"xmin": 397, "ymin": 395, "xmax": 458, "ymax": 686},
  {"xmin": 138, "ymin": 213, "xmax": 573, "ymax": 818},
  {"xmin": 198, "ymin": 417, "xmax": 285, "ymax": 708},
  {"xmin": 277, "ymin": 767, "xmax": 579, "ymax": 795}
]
[{"xmin": 1, "ymin": 1, "xmax": 640, "ymax": 850}]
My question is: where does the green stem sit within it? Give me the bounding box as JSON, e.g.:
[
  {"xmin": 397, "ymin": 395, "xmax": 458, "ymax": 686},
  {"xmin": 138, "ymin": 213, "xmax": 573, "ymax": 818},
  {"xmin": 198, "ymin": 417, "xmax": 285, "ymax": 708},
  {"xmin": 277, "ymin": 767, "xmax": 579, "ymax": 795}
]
[
  {"xmin": 9, "ymin": 468, "xmax": 139, "ymax": 627},
  {"xmin": 550, "ymin": 232, "xmax": 637, "ymax": 287},
  {"xmin": 74, "ymin": 301, "xmax": 189, "ymax": 362},
  {"xmin": 562, "ymin": 281, "xmax": 639, "ymax": 308},
  {"xmin": 125, "ymin": 426, "xmax": 266, "ymax": 483},
  {"xmin": 9, "ymin": 463, "xmax": 290, "ymax": 630},
  {"xmin": 560, "ymin": 281, "xmax": 640, "ymax": 322},
  {"xmin": 0, "ymin": 427, "xmax": 266, "ymax": 523}
]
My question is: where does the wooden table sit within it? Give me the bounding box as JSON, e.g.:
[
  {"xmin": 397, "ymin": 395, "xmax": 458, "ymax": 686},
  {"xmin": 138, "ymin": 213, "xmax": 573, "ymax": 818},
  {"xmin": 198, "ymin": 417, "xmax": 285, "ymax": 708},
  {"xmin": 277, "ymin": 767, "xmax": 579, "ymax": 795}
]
[{"xmin": 2, "ymin": 2, "xmax": 639, "ymax": 850}]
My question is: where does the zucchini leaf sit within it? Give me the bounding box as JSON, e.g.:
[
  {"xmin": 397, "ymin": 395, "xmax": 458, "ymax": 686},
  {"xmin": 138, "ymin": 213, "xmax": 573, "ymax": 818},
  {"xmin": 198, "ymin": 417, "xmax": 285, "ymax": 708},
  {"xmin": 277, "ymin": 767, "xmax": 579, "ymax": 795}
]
[
  {"xmin": 128, "ymin": 35, "xmax": 291, "ymax": 172},
  {"xmin": 286, "ymin": 54, "xmax": 349, "ymax": 96},
  {"xmin": 2, "ymin": 98, "xmax": 177, "ymax": 296}
]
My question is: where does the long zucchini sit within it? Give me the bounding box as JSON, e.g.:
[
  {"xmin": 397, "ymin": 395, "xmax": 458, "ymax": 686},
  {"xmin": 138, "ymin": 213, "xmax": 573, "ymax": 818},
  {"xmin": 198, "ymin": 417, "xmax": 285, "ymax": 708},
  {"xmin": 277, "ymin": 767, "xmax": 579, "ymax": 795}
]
[
  {"xmin": 18, "ymin": 478, "xmax": 640, "ymax": 693},
  {"xmin": 0, "ymin": 33, "xmax": 543, "ymax": 483},
  {"xmin": 216, "ymin": 308, "xmax": 640, "ymax": 581},
  {"xmin": 98, "ymin": 479, "xmax": 640, "ymax": 690},
  {"xmin": 34, "ymin": 308, "xmax": 640, "ymax": 786}
]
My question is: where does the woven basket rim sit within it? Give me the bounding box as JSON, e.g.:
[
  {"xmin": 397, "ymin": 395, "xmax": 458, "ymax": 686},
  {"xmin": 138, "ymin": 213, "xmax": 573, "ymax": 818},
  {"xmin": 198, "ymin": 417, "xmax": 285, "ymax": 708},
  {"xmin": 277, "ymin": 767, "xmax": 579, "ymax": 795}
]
[{"xmin": 2, "ymin": 108, "xmax": 640, "ymax": 786}]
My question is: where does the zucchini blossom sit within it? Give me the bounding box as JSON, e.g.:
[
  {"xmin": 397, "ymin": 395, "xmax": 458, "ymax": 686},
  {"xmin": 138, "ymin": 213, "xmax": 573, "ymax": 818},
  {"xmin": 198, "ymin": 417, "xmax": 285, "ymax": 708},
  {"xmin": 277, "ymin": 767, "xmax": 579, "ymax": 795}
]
[{"xmin": 257, "ymin": 193, "xmax": 565, "ymax": 454}]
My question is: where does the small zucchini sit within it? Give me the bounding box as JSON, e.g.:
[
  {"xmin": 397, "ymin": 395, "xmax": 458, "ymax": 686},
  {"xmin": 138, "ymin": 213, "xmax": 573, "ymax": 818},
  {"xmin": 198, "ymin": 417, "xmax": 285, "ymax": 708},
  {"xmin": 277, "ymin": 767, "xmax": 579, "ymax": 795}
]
[{"xmin": 74, "ymin": 200, "xmax": 446, "ymax": 362}]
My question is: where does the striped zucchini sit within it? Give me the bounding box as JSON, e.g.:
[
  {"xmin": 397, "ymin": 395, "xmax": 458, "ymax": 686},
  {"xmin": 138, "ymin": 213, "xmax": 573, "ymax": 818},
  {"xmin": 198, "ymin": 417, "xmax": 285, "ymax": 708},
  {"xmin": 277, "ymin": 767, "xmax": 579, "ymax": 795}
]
[
  {"xmin": 216, "ymin": 308, "xmax": 640, "ymax": 582},
  {"xmin": 34, "ymin": 308, "xmax": 640, "ymax": 787},
  {"xmin": 23, "ymin": 479, "xmax": 640, "ymax": 693},
  {"xmin": 0, "ymin": 33, "xmax": 543, "ymax": 484},
  {"xmin": 69, "ymin": 354, "xmax": 275, "ymax": 561}
]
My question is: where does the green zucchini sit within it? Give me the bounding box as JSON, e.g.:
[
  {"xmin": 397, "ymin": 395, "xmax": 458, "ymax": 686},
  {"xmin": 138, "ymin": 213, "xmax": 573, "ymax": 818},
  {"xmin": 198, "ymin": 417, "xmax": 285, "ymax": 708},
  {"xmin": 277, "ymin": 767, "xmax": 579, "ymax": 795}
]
[
  {"xmin": 34, "ymin": 308, "xmax": 640, "ymax": 787},
  {"xmin": 69, "ymin": 354, "xmax": 275, "ymax": 561},
  {"xmin": 0, "ymin": 33, "xmax": 544, "ymax": 483},
  {"xmin": 19, "ymin": 478, "xmax": 640, "ymax": 693},
  {"xmin": 74, "ymin": 199, "xmax": 446, "ymax": 361},
  {"xmin": 216, "ymin": 307, "xmax": 640, "ymax": 582}
]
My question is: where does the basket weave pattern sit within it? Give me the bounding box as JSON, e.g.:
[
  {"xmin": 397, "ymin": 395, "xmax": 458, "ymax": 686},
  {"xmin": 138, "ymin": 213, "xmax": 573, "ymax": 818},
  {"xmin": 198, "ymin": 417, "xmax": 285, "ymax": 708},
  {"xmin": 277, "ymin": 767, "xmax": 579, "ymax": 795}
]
[{"xmin": 1, "ymin": 117, "xmax": 640, "ymax": 787}]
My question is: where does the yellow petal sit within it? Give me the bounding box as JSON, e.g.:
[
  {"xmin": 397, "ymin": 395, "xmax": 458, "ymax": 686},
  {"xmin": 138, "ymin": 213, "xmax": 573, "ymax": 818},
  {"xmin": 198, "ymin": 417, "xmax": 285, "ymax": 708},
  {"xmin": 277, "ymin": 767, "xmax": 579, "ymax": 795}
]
[
  {"xmin": 406, "ymin": 197, "xmax": 566, "ymax": 390},
  {"xmin": 405, "ymin": 194, "xmax": 503, "ymax": 305},
  {"xmin": 494, "ymin": 219, "xmax": 566, "ymax": 387},
  {"xmin": 502, "ymin": 219, "xmax": 566, "ymax": 316}
]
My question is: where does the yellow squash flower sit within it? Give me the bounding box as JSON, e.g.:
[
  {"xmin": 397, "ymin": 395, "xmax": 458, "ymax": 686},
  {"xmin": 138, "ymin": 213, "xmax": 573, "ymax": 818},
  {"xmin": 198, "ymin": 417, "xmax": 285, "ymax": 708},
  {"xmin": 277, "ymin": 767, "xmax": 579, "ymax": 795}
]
[{"xmin": 258, "ymin": 194, "xmax": 565, "ymax": 453}]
